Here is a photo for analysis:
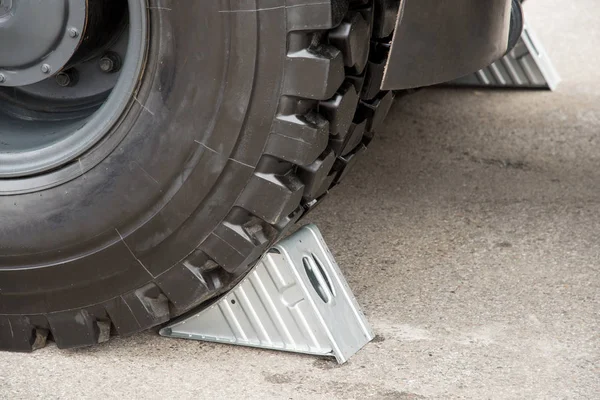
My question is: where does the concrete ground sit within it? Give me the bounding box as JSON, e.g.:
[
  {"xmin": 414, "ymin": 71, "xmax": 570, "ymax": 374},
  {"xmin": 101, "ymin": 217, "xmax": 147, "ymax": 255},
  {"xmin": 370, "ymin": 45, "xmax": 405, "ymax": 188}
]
[{"xmin": 1, "ymin": 1, "xmax": 598, "ymax": 399}]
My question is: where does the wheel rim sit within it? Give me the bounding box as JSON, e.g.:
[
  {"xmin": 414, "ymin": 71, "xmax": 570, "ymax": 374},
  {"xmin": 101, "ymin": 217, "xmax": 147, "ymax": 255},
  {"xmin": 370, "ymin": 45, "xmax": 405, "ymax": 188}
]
[{"xmin": 0, "ymin": 0, "xmax": 147, "ymax": 178}]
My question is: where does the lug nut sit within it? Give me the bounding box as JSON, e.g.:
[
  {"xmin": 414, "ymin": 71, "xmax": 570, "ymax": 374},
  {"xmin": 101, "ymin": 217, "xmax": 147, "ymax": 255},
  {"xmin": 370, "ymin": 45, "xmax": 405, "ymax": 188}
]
[
  {"xmin": 99, "ymin": 52, "xmax": 121, "ymax": 74},
  {"xmin": 55, "ymin": 69, "xmax": 78, "ymax": 87}
]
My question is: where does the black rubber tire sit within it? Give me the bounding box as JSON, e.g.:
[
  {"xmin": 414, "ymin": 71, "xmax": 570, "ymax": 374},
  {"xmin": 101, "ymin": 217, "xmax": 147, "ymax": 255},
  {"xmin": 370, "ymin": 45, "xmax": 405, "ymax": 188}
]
[{"xmin": 0, "ymin": 0, "xmax": 398, "ymax": 352}]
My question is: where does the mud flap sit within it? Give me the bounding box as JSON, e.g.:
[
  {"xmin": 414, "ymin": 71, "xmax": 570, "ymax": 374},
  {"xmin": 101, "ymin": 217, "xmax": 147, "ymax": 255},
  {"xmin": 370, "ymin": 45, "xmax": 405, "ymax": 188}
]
[
  {"xmin": 448, "ymin": 23, "xmax": 560, "ymax": 90},
  {"xmin": 381, "ymin": 0, "xmax": 513, "ymax": 90}
]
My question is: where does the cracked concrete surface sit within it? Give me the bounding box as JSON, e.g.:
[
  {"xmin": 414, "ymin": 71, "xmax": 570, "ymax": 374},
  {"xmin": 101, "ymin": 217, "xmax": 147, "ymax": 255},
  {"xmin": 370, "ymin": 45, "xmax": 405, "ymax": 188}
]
[{"xmin": 0, "ymin": 1, "xmax": 598, "ymax": 399}]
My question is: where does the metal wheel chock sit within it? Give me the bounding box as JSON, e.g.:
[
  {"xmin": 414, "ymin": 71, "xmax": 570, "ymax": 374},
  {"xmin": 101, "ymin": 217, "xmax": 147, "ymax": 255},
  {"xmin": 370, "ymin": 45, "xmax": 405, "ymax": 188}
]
[{"xmin": 160, "ymin": 224, "xmax": 374, "ymax": 364}]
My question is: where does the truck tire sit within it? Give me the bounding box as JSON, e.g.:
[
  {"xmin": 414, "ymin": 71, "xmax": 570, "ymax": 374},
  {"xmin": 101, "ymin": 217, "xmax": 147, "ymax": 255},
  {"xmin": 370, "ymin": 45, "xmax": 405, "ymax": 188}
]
[{"xmin": 0, "ymin": 0, "xmax": 397, "ymax": 351}]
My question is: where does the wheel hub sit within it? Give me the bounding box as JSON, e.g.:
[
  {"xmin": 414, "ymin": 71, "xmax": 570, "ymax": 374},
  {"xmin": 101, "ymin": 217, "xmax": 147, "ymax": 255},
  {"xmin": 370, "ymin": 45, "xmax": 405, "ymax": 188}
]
[
  {"xmin": 0, "ymin": 0, "xmax": 146, "ymax": 182},
  {"xmin": 0, "ymin": 0, "xmax": 87, "ymax": 87}
]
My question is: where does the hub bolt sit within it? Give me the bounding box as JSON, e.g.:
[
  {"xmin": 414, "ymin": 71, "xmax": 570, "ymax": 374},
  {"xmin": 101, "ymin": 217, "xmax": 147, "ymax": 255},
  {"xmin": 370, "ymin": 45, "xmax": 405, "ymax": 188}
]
[
  {"xmin": 99, "ymin": 52, "xmax": 122, "ymax": 74},
  {"xmin": 41, "ymin": 64, "xmax": 52, "ymax": 74},
  {"xmin": 55, "ymin": 69, "xmax": 79, "ymax": 87},
  {"xmin": 68, "ymin": 28, "xmax": 79, "ymax": 38},
  {"xmin": 0, "ymin": 0, "xmax": 12, "ymax": 17}
]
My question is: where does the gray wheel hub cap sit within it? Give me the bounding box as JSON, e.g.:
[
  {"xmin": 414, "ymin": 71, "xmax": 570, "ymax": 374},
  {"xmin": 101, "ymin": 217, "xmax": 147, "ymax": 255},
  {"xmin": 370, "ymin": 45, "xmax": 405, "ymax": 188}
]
[
  {"xmin": 0, "ymin": 0, "xmax": 147, "ymax": 183},
  {"xmin": 0, "ymin": 0, "xmax": 86, "ymax": 87}
]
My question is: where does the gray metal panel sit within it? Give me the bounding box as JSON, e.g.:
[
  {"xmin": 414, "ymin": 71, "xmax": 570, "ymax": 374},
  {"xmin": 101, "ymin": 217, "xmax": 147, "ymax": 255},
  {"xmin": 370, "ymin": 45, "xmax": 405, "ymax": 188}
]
[
  {"xmin": 160, "ymin": 224, "xmax": 374, "ymax": 364},
  {"xmin": 451, "ymin": 24, "xmax": 560, "ymax": 90},
  {"xmin": 381, "ymin": 0, "xmax": 513, "ymax": 90}
]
